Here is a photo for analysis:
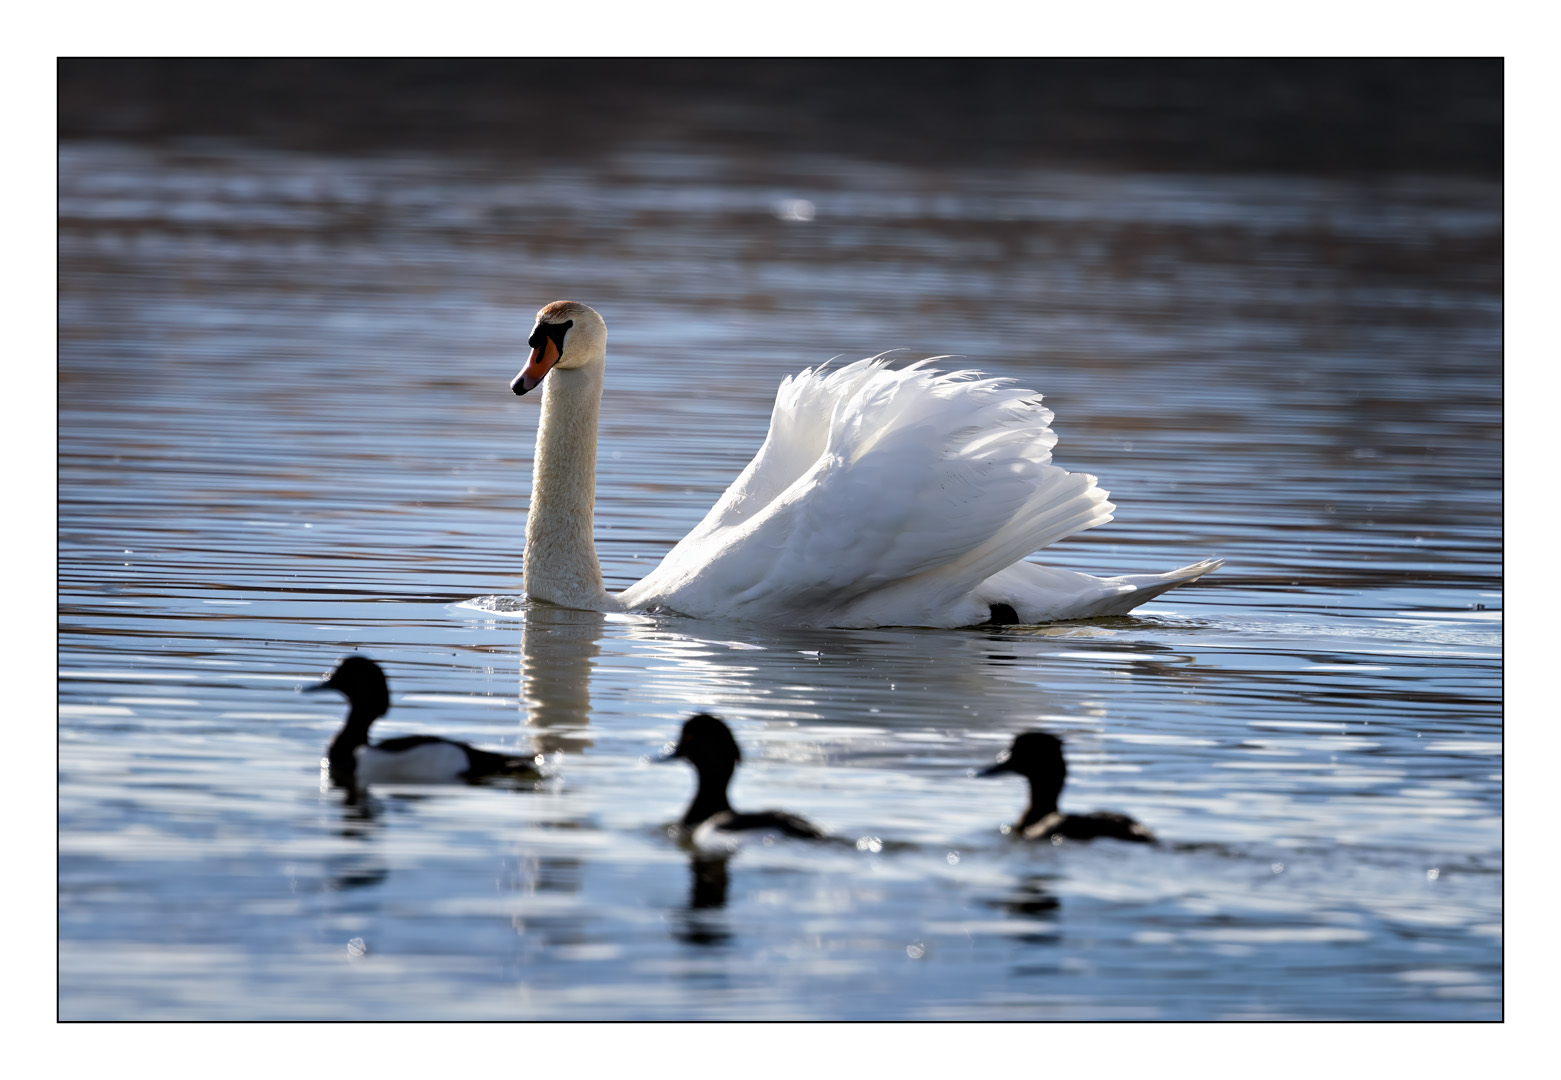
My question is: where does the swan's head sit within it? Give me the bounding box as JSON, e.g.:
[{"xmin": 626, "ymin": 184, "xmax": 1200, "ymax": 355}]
[{"xmin": 510, "ymin": 300, "xmax": 608, "ymax": 395}]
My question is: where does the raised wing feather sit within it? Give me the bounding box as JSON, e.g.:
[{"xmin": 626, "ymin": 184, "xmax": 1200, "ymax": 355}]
[{"xmin": 619, "ymin": 360, "xmax": 1116, "ymax": 625}]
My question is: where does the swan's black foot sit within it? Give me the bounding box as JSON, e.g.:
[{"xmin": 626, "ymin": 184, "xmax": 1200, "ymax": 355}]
[{"xmin": 986, "ymin": 603, "xmax": 1019, "ymax": 626}]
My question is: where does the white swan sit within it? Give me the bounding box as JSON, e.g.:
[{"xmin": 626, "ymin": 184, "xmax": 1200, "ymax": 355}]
[{"xmin": 509, "ymin": 301, "xmax": 1220, "ymax": 629}]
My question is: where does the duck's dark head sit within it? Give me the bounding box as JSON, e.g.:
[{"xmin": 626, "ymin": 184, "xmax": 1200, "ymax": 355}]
[
  {"xmin": 663, "ymin": 712, "xmax": 742, "ymax": 774},
  {"xmin": 980, "ymin": 731, "xmax": 1066, "ymax": 785},
  {"xmin": 981, "ymin": 731, "xmax": 1068, "ymax": 827},
  {"xmin": 663, "ymin": 713, "xmax": 741, "ymax": 829},
  {"xmin": 306, "ymin": 654, "xmax": 390, "ymax": 721}
]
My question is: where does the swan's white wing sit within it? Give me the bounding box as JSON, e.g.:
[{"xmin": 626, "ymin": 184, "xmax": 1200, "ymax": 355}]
[
  {"xmin": 620, "ymin": 361, "xmax": 1117, "ymax": 625},
  {"xmin": 671, "ymin": 357, "xmax": 892, "ymax": 534}
]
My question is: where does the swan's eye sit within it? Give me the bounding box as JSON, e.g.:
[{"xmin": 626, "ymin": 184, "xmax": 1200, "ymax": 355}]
[{"xmin": 528, "ymin": 320, "xmax": 573, "ymax": 352}]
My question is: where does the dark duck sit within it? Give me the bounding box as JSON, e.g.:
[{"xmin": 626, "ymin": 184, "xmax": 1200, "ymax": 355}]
[
  {"xmin": 662, "ymin": 713, "xmax": 827, "ymax": 843},
  {"xmin": 306, "ymin": 655, "xmax": 540, "ymax": 788},
  {"xmin": 979, "ymin": 731, "xmax": 1155, "ymax": 844}
]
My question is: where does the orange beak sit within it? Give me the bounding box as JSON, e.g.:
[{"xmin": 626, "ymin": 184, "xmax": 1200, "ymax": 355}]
[{"xmin": 511, "ymin": 336, "xmax": 561, "ymax": 396}]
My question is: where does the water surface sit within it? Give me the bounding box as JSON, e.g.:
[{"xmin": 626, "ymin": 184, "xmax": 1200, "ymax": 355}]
[{"xmin": 58, "ymin": 139, "xmax": 1501, "ymax": 1020}]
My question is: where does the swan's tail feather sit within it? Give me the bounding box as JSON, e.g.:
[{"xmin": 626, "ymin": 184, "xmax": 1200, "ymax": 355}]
[
  {"xmin": 980, "ymin": 557, "xmax": 1223, "ymax": 623},
  {"xmin": 1085, "ymin": 557, "xmax": 1224, "ymax": 616}
]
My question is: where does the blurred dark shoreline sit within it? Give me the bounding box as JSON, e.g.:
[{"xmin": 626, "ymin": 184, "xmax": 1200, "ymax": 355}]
[{"xmin": 59, "ymin": 58, "xmax": 1501, "ymax": 177}]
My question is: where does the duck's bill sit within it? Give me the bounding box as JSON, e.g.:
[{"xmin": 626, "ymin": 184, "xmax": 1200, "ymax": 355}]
[
  {"xmin": 511, "ymin": 337, "xmax": 561, "ymax": 395},
  {"xmin": 303, "ymin": 680, "xmax": 336, "ymax": 693},
  {"xmin": 977, "ymin": 759, "xmax": 1013, "ymax": 777}
]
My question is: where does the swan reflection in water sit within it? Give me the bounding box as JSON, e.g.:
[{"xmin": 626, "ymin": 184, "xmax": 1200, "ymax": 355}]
[{"xmin": 518, "ymin": 606, "xmax": 605, "ymax": 756}]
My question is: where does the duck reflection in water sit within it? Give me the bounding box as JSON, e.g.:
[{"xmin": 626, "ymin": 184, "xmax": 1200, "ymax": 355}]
[
  {"xmin": 307, "ymin": 781, "xmax": 390, "ymax": 891},
  {"xmin": 981, "ymin": 873, "xmax": 1063, "ymax": 949},
  {"xmin": 687, "ymin": 853, "xmax": 731, "ymax": 909},
  {"xmin": 991, "ymin": 874, "xmax": 1061, "ymax": 918},
  {"xmin": 660, "ymin": 713, "xmax": 829, "ymax": 848},
  {"xmin": 671, "ymin": 852, "xmax": 735, "ymax": 947},
  {"xmin": 305, "ymin": 655, "xmax": 542, "ymax": 790},
  {"xmin": 979, "ymin": 731, "xmax": 1156, "ymax": 844}
]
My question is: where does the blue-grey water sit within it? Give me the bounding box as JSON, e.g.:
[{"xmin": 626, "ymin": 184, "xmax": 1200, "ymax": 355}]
[{"xmin": 58, "ymin": 139, "xmax": 1501, "ymax": 1020}]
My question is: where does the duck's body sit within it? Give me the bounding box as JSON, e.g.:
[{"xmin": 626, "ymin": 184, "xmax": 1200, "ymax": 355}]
[
  {"xmin": 1012, "ymin": 808, "xmax": 1155, "ymax": 844},
  {"xmin": 663, "ymin": 713, "xmax": 828, "ymax": 843},
  {"xmin": 308, "ymin": 656, "xmax": 540, "ymax": 788},
  {"xmin": 510, "ymin": 301, "xmax": 1219, "ymax": 629},
  {"xmin": 980, "ymin": 731, "xmax": 1155, "ymax": 844},
  {"xmin": 350, "ymin": 736, "xmax": 533, "ymax": 786}
]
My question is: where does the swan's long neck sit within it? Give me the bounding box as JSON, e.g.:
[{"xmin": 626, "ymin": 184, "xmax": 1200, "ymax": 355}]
[{"xmin": 525, "ymin": 362, "xmax": 616, "ymax": 610}]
